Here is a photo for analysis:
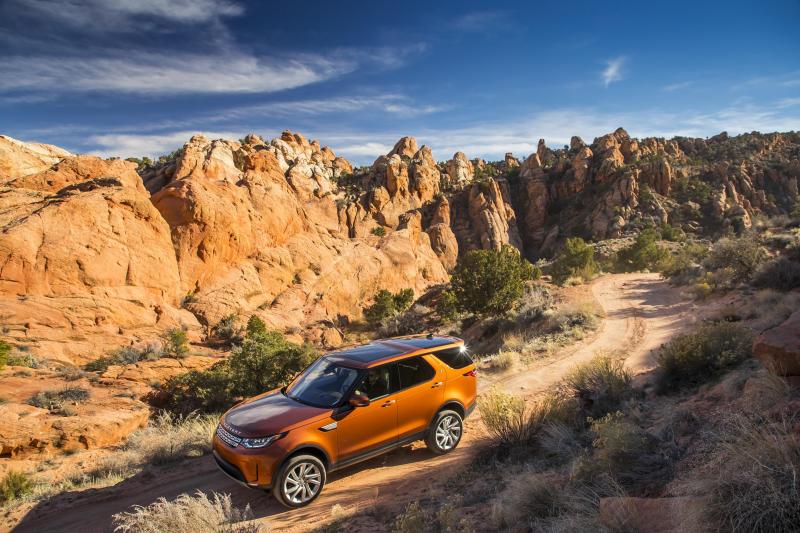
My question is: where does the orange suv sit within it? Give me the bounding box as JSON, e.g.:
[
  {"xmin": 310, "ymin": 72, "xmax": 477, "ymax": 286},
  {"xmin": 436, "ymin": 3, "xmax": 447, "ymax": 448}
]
[{"xmin": 212, "ymin": 335, "xmax": 476, "ymax": 507}]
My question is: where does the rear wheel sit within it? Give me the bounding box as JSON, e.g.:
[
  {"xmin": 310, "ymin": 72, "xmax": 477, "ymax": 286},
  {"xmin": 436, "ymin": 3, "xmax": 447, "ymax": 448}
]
[
  {"xmin": 273, "ymin": 454, "xmax": 326, "ymax": 508},
  {"xmin": 425, "ymin": 409, "xmax": 463, "ymax": 454}
]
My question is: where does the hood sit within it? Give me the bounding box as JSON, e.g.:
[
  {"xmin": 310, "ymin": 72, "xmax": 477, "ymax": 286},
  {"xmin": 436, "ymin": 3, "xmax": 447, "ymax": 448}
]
[{"xmin": 222, "ymin": 389, "xmax": 331, "ymax": 437}]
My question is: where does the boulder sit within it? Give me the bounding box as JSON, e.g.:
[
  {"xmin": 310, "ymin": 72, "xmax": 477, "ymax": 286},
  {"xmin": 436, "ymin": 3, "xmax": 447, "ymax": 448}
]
[{"xmin": 754, "ymin": 310, "xmax": 800, "ymax": 375}]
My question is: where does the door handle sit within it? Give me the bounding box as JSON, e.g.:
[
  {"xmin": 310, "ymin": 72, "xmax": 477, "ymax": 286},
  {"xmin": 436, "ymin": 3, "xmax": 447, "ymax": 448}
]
[
  {"xmin": 381, "ymin": 400, "xmax": 395, "ymax": 407},
  {"xmin": 431, "ymin": 382, "xmax": 443, "ymax": 388}
]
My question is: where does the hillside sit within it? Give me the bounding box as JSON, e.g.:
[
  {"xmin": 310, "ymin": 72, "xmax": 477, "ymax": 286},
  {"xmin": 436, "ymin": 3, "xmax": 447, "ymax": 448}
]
[{"xmin": 1, "ymin": 129, "xmax": 798, "ymax": 365}]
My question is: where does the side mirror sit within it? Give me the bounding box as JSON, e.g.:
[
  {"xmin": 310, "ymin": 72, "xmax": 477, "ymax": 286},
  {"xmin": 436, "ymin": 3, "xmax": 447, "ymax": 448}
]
[{"xmin": 349, "ymin": 392, "xmax": 370, "ymax": 408}]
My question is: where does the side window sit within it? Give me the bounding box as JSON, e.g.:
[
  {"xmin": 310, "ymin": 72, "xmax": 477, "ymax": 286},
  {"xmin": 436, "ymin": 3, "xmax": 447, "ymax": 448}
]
[
  {"xmin": 355, "ymin": 365, "xmax": 394, "ymax": 400},
  {"xmin": 433, "ymin": 347, "xmax": 473, "ymax": 369},
  {"xmin": 396, "ymin": 357, "xmax": 436, "ymax": 389}
]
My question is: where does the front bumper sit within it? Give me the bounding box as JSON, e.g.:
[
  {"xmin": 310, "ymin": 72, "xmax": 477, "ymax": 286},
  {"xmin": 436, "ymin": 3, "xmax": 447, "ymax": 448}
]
[{"xmin": 212, "ymin": 434, "xmax": 275, "ymax": 488}]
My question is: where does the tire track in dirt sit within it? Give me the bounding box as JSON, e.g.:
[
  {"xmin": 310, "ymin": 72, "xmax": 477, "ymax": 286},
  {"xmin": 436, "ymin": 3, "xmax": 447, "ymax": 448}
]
[{"xmin": 9, "ymin": 273, "xmax": 693, "ymax": 533}]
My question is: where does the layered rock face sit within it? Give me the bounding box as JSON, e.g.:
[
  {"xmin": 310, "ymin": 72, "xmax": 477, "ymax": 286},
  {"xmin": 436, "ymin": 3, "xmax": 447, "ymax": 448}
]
[{"xmin": 2, "ymin": 128, "xmax": 797, "ymax": 362}]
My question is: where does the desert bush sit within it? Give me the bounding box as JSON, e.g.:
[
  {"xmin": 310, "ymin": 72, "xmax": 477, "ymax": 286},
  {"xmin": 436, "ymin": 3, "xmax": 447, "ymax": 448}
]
[
  {"xmin": 752, "ymin": 255, "xmax": 800, "ymax": 291},
  {"xmin": 0, "ymin": 339, "xmax": 11, "ymax": 370},
  {"xmin": 449, "ymin": 245, "xmax": 535, "ymax": 316},
  {"xmin": 125, "ymin": 412, "xmax": 217, "ymax": 465},
  {"xmin": 550, "ymin": 237, "xmax": 598, "ymax": 285},
  {"xmin": 160, "ymin": 329, "xmax": 317, "ymax": 415},
  {"xmin": 656, "ymin": 322, "xmax": 754, "ymax": 393},
  {"xmin": 28, "ymin": 387, "xmax": 90, "ymax": 412},
  {"xmin": 514, "ymin": 284, "xmax": 553, "ymax": 323},
  {"xmin": 435, "ymin": 290, "xmax": 459, "ymax": 321},
  {"xmin": 211, "ymin": 314, "xmax": 244, "ymax": 345},
  {"xmin": 661, "ymin": 241, "xmax": 707, "ymax": 284},
  {"xmin": 5, "ymin": 351, "xmax": 39, "ymax": 369},
  {"xmin": 561, "ymin": 356, "xmax": 633, "ymax": 418},
  {"xmin": 615, "ymin": 227, "xmax": 670, "ymax": 272},
  {"xmin": 0, "ymin": 471, "xmax": 32, "ymax": 503},
  {"xmin": 490, "ymin": 470, "xmax": 566, "ymax": 529},
  {"xmin": 745, "ymin": 289, "xmax": 800, "ymax": 331},
  {"xmin": 490, "ymin": 350, "xmax": 516, "ymax": 371},
  {"xmin": 112, "ymin": 490, "xmax": 260, "ymax": 533},
  {"xmin": 392, "ymin": 501, "xmax": 427, "ymax": 533},
  {"xmin": 370, "ymin": 226, "xmax": 386, "ymax": 237},
  {"xmin": 547, "ymin": 302, "xmax": 602, "ymax": 334},
  {"xmin": 704, "ymin": 414, "xmax": 800, "ymax": 532},
  {"xmin": 161, "ymin": 328, "xmax": 189, "ymax": 359},
  {"xmin": 363, "ymin": 289, "xmax": 415, "ymax": 326},
  {"xmin": 479, "ymin": 388, "xmax": 565, "ymax": 449},
  {"xmin": 244, "ymin": 316, "xmax": 267, "ymax": 337},
  {"xmin": 660, "ymin": 224, "xmax": 685, "ymax": 242},
  {"xmin": 85, "ymin": 343, "xmax": 164, "ymax": 372},
  {"xmin": 703, "ymin": 235, "xmax": 766, "ymax": 286}
]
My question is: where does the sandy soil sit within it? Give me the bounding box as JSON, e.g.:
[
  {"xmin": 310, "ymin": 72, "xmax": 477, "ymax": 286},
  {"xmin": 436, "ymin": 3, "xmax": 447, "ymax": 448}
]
[{"xmin": 7, "ymin": 273, "xmax": 693, "ymax": 533}]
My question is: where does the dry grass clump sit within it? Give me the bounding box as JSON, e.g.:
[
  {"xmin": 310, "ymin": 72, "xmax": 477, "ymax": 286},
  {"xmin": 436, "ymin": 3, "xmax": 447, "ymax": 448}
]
[
  {"xmin": 488, "ymin": 350, "xmax": 516, "ymax": 371},
  {"xmin": 745, "ymin": 289, "xmax": 800, "ymax": 331},
  {"xmin": 655, "ymin": 322, "xmax": 753, "ymax": 393},
  {"xmin": 561, "ymin": 356, "xmax": 633, "ymax": 418},
  {"xmin": 392, "ymin": 499, "xmax": 472, "ymax": 533},
  {"xmin": 478, "ymin": 388, "xmax": 569, "ymax": 449},
  {"xmin": 125, "ymin": 412, "xmax": 217, "ymax": 465},
  {"xmin": 112, "ymin": 490, "xmax": 261, "ymax": 533},
  {"xmin": 703, "ymin": 414, "xmax": 800, "ymax": 532},
  {"xmin": 27, "ymin": 387, "xmax": 90, "ymax": 414},
  {"xmin": 0, "ymin": 471, "xmax": 33, "ymax": 503}
]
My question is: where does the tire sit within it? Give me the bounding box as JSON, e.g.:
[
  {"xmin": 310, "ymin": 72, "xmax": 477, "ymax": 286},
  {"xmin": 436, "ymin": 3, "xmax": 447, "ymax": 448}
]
[
  {"xmin": 425, "ymin": 409, "xmax": 463, "ymax": 455},
  {"xmin": 273, "ymin": 454, "xmax": 327, "ymax": 508}
]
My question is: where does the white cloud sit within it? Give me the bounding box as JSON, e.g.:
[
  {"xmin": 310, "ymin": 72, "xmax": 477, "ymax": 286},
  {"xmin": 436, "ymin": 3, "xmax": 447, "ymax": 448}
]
[
  {"xmin": 87, "ymin": 130, "xmax": 244, "ymax": 159},
  {"xmin": 601, "ymin": 57, "xmax": 625, "ymax": 87},
  {"xmin": 776, "ymin": 97, "xmax": 800, "ymax": 108},
  {"xmin": 663, "ymin": 81, "xmax": 694, "ymax": 92},
  {"xmin": 451, "ymin": 10, "xmax": 512, "ymax": 32},
  {"xmin": 0, "ymin": 51, "xmax": 356, "ymax": 95},
  {"xmin": 16, "ymin": 0, "xmax": 243, "ymax": 27}
]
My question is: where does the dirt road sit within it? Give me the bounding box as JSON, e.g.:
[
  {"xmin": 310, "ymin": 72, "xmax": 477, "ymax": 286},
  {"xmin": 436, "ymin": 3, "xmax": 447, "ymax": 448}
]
[{"xmin": 10, "ymin": 273, "xmax": 692, "ymax": 533}]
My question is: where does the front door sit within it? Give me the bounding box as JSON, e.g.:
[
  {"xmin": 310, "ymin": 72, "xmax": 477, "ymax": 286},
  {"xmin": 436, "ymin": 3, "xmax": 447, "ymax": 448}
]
[{"xmin": 336, "ymin": 364, "xmax": 398, "ymax": 460}]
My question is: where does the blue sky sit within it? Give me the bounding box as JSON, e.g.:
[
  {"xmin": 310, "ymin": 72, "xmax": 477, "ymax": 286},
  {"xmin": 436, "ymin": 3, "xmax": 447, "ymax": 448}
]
[{"xmin": 1, "ymin": 0, "xmax": 798, "ymax": 165}]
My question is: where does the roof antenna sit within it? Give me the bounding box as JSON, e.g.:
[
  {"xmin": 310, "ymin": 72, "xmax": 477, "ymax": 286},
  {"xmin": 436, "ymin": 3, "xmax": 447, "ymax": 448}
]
[{"xmin": 426, "ymin": 332, "xmax": 434, "ymax": 339}]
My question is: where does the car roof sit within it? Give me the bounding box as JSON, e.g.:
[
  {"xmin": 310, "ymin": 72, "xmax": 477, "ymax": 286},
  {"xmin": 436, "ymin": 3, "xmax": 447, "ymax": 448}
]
[{"xmin": 324, "ymin": 335, "xmax": 463, "ymax": 369}]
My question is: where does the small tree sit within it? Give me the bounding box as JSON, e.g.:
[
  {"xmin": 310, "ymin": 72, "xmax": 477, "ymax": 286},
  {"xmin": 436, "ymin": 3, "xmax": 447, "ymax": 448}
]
[
  {"xmin": 450, "ymin": 245, "xmax": 534, "ymax": 316},
  {"xmin": 550, "ymin": 237, "xmax": 598, "ymax": 285},
  {"xmin": 161, "ymin": 328, "xmax": 189, "ymax": 359},
  {"xmin": 211, "ymin": 314, "xmax": 244, "ymax": 345},
  {"xmin": 363, "ymin": 289, "xmax": 415, "ymax": 326},
  {"xmin": 245, "ymin": 315, "xmax": 268, "ymax": 337},
  {"xmin": 616, "ymin": 227, "xmax": 670, "ymax": 272},
  {"xmin": 436, "ymin": 290, "xmax": 460, "ymax": 321},
  {"xmin": 704, "ymin": 235, "xmax": 765, "ymax": 285}
]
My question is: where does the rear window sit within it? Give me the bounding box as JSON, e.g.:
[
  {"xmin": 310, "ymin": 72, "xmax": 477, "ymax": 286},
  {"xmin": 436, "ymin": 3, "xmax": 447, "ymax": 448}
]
[{"xmin": 433, "ymin": 347, "xmax": 473, "ymax": 369}]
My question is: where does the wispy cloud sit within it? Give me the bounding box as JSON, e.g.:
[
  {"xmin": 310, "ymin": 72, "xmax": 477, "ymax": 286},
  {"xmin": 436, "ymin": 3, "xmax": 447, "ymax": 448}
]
[
  {"xmin": 776, "ymin": 97, "xmax": 800, "ymax": 108},
  {"xmin": 88, "ymin": 130, "xmax": 245, "ymax": 159},
  {"xmin": 663, "ymin": 81, "xmax": 694, "ymax": 92},
  {"xmin": 601, "ymin": 57, "xmax": 625, "ymax": 87},
  {"xmin": 451, "ymin": 10, "xmax": 514, "ymax": 32},
  {"xmin": 10, "ymin": 0, "xmax": 244, "ymax": 28}
]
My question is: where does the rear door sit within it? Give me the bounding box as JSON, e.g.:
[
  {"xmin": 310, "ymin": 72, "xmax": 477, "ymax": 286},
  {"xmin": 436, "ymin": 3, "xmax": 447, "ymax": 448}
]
[
  {"xmin": 394, "ymin": 355, "xmax": 444, "ymax": 439},
  {"xmin": 433, "ymin": 347, "xmax": 477, "ymax": 411},
  {"xmin": 336, "ymin": 364, "xmax": 398, "ymax": 459}
]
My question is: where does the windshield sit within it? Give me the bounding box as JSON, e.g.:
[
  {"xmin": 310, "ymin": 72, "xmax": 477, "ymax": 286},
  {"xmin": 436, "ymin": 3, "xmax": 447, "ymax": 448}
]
[{"xmin": 285, "ymin": 358, "xmax": 360, "ymax": 408}]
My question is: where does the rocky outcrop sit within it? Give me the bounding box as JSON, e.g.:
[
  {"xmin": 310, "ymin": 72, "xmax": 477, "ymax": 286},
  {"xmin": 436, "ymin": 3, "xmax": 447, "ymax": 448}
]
[
  {"xmin": 753, "ymin": 310, "xmax": 800, "ymax": 376},
  {"xmin": 445, "ymin": 151, "xmax": 474, "ymax": 184},
  {"xmin": 0, "ymin": 135, "xmax": 72, "ymax": 182}
]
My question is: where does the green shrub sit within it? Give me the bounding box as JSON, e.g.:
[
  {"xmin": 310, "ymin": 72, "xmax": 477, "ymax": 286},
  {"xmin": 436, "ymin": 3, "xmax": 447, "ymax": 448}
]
[
  {"xmin": 562, "ymin": 356, "xmax": 633, "ymax": 418},
  {"xmin": 28, "ymin": 387, "xmax": 90, "ymax": 413},
  {"xmin": 656, "ymin": 322, "xmax": 754, "ymax": 393},
  {"xmin": 245, "ymin": 315, "xmax": 268, "ymax": 337},
  {"xmin": 661, "ymin": 242, "xmax": 707, "ymax": 283},
  {"xmin": 160, "ymin": 329, "xmax": 317, "ymax": 415},
  {"xmin": 0, "ymin": 339, "xmax": 11, "ymax": 370},
  {"xmin": 704, "ymin": 235, "xmax": 766, "ymax": 286},
  {"xmin": 435, "ymin": 290, "xmax": 459, "ymax": 321},
  {"xmin": 478, "ymin": 388, "xmax": 567, "ymax": 449},
  {"xmin": 615, "ymin": 228, "xmax": 670, "ymax": 272},
  {"xmin": 371, "ymin": 226, "xmax": 386, "ymax": 237},
  {"xmin": 550, "ymin": 238, "xmax": 598, "ymax": 285},
  {"xmin": 161, "ymin": 329, "xmax": 189, "ymax": 359},
  {"xmin": 363, "ymin": 289, "xmax": 415, "ymax": 326},
  {"xmin": 211, "ymin": 314, "xmax": 244, "ymax": 345},
  {"xmin": 0, "ymin": 471, "xmax": 32, "ymax": 503},
  {"xmin": 450, "ymin": 245, "xmax": 535, "ymax": 316},
  {"xmin": 660, "ymin": 224, "xmax": 685, "ymax": 242},
  {"xmin": 85, "ymin": 344, "xmax": 163, "ymax": 372}
]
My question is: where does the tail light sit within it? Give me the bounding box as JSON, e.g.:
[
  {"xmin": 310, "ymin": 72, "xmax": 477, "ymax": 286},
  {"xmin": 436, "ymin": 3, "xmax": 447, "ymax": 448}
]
[{"xmin": 463, "ymin": 368, "xmax": 477, "ymax": 377}]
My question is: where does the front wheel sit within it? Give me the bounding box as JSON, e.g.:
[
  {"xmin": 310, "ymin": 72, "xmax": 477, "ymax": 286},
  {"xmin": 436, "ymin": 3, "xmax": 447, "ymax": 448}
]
[
  {"xmin": 273, "ymin": 454, "xmax": 326, "ymax": 508},
  {"xmin": 425, "ymin": 410, "xmax": 463, "ymax": 454}
]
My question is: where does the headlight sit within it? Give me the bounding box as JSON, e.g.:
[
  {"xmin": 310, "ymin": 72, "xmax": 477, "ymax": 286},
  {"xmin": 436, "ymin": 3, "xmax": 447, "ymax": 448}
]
[{"xmin": 240, "ymin": 434, "xmax": 282, "ymax": 449}]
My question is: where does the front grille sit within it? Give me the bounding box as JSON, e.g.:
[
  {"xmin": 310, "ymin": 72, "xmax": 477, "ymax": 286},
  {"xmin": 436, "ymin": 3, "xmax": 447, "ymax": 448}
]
[{"xmin": 216, "ymin": 425, "xmax": 242, "ymax": 448}]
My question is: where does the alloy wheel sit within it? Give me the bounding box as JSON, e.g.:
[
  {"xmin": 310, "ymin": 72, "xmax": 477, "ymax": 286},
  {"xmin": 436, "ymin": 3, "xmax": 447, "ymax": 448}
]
[
  {"xmin": 282, "ymin": 462, "xmax": 322, "ymax": 504},
  {"xmin": 435, "ymin": 414, "xmax": 462, "ymax": 450}
]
